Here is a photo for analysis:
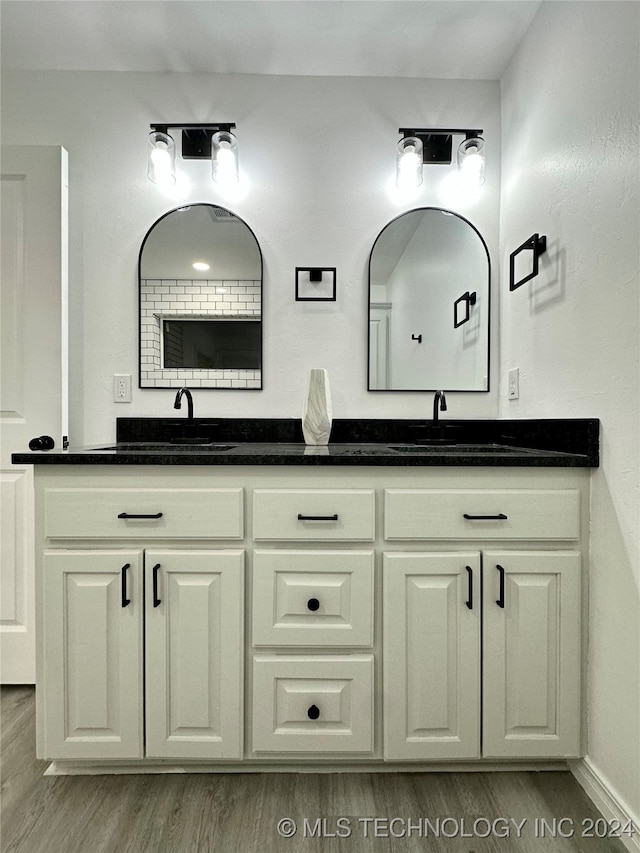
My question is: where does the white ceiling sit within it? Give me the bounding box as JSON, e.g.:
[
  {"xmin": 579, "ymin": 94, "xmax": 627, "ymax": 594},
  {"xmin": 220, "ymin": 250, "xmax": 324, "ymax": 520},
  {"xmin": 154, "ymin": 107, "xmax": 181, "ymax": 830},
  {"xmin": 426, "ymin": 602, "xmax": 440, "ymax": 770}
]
[{"xmin": 0, "ymin": 0, "xmax": 541, "ymax": 80}]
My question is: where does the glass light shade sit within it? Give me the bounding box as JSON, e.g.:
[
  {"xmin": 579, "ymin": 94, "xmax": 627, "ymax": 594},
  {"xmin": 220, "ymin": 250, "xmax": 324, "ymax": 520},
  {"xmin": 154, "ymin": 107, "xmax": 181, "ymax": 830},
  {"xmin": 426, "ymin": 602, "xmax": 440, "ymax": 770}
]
[
  {"xmin": 147, "ymin": 131, "xmax": 176, "ymax": 185},
  {"xmin": 211, "ymin": 130, "xmax": 239, "ymax": 185},
  {"xmin": 457, "ymin": 136, "xmax": 485, "ymax": 186},
  {"xmin": 396, "ymin": 136, "xmax": 423, "ymax": 189}
]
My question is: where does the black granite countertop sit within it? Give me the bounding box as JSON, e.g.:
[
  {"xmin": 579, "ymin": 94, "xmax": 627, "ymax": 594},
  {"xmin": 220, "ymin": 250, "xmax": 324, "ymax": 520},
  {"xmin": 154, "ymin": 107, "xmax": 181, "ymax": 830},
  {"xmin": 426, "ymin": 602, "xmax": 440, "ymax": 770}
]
[{"xmin": 11, "ymin": 418, "xmax": 599, "ymax": 467}]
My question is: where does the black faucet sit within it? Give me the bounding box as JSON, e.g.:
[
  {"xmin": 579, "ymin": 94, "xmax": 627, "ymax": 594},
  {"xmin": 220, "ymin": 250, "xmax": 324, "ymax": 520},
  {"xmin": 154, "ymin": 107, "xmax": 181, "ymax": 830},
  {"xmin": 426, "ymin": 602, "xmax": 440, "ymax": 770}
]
[
  {"xmin": 433, "ymin": 390, "xmax": 447, "ymax": 424},
  {"xmin": 174, "ymin": 387, "xmax": 194, "ymax": 420}
]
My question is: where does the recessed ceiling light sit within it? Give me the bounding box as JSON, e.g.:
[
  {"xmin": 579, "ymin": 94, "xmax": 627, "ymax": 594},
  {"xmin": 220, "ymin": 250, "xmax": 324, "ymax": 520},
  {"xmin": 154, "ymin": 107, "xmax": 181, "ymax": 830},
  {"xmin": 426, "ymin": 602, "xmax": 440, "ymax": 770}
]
[{"xmin": 192, "ymin": 261, "xmax": 210, "ymax": 271}]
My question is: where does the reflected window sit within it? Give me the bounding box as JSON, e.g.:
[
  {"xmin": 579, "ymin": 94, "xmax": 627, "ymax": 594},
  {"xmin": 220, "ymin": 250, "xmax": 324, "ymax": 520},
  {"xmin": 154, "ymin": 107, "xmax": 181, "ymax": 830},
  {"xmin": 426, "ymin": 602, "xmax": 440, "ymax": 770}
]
[{"xmin": 163, "ymin": 319, "xmax": 261, "ymax": 369}]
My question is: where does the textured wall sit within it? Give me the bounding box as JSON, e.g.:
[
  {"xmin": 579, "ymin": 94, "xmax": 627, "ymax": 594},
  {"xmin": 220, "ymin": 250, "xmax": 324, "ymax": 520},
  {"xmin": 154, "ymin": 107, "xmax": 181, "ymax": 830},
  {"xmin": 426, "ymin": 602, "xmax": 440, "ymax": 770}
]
[
  {"xmin": 1, "ymin": 71, "xmax": 500, "ymax": 442},
  {"xmin": 500, "ymin": 0, "xmax": 640, "ymax": 822}
]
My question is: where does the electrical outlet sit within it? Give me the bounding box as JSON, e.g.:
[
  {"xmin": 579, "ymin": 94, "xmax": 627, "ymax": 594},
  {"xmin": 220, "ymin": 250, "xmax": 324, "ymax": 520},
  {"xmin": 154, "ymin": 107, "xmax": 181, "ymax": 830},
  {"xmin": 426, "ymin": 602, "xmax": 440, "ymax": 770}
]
[
  {"xmin": 114, "ymin": 374, "xmax": 132, "ymax": 403},
  {"xmin": 508, "ymin": 367, "xmax": 520, "ymax": 400}
]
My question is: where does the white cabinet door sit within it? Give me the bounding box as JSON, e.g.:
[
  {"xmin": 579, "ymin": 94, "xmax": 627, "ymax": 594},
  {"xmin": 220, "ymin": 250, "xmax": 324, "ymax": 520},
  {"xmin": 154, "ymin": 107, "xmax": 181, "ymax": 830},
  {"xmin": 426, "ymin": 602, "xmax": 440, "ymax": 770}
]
[
  {"xmin": 42, "ymin": 550, "xmax": 143, "ymax": 760},
  {"xmin": 145, "ymin": 550, "xmax": 244, "ymax": 759},
  {"xmin": 483, "ymin": 550, "xmax": 581, "ymax": 758},
  {"xmin": 1, "ymin": 146, "xmax": 68, "ymax": 683},
  {"xmin": 383, "ymin": 552, "xmax": 481, "ymax": 760}
]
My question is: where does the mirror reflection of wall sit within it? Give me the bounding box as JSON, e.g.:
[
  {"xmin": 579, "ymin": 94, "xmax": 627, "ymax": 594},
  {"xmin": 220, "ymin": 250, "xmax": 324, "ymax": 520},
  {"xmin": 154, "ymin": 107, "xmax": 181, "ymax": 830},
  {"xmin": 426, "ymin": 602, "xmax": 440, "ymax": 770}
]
[
  {"xmin": 139, "ymin": 204, "xmax": 263, "ymax": 389},
  {"xmin": 368, "ymin": 208, "xmax": 490, "ymax": 392}
]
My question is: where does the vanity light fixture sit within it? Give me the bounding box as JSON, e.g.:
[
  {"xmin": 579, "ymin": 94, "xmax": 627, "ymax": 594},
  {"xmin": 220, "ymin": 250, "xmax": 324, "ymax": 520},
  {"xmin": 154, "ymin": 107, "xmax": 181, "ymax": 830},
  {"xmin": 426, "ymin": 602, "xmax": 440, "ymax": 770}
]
[
  {"xmin": 396, "ymin": 128, "xmax": 485, "ymax": 189},
  {"xmin": 148, "ymin": 123, "xmax": 238, "ymax": 186}
]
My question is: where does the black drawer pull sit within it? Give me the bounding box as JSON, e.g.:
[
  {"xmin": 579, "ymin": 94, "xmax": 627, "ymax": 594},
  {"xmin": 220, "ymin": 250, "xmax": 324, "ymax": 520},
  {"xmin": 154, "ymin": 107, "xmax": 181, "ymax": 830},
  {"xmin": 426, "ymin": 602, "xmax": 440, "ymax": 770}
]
[
  {"xmin": 121, "ymin": 563, "xmax": 131, "ymax": 608},
  {"xmin": 118, "ymin": 512, "xmax": 163, "ymax": 520},
  {"xmin": 297, "ymin": 514, "xmax": 339, "ymax": 522},
  {"xmin": 463, "ymin": 513, "xmax": 508, "ymax": 521},
  {"xmin": 152, "ymin": 563, "xmax": 162, "ymax": 607},
  {"xmin": 465, "ymin": 566, "xmax": 473, "ymax": 610},
  {"xmin": 307, "ymin": 598, "xmax": 320, "ymax": 612},
  {"xmin": 307, "ymin": 704, "xmax": 320, "ymax": 720},
  {"xmin": 496, "ymin": 564, "xmax": 506, "ymax": 608}
]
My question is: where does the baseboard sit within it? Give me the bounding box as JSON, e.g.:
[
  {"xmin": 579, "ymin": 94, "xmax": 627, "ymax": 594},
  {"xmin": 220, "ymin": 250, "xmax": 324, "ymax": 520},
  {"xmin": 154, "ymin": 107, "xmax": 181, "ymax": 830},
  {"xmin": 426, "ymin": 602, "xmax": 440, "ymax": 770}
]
[
  {"xmin": 46, "ymin": 759, "xmax": 569, "ymax": 776},
  {"xmin": 570, "ymin": 758, "xmax": 640, "ymax": 853}
]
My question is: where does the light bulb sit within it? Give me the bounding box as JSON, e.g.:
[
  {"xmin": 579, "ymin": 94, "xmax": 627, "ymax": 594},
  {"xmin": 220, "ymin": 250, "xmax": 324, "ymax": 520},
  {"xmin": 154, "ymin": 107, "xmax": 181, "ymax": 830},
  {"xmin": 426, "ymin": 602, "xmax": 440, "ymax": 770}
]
[
  {"xmin": 148, "ymin": 131, "xmax": 176, "ymax": 185},
  {"xmin": 212, "ymin": 130, "xmax": 239, "ymax": 185},
  {"xmin": 396, "ymin": 137, "xmax": 423, "ymax": 189},
  {"xmin": 457, "ymin": 137, "xmax": 485, "ymax": 187}
]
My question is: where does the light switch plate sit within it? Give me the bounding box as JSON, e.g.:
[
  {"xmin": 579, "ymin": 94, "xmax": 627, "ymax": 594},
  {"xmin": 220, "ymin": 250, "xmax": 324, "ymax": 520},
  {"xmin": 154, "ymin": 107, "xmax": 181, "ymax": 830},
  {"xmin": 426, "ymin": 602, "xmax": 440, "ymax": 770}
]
[{"xmin": 508, "ymin": 368, "xmax": 520, "ymax": 400}]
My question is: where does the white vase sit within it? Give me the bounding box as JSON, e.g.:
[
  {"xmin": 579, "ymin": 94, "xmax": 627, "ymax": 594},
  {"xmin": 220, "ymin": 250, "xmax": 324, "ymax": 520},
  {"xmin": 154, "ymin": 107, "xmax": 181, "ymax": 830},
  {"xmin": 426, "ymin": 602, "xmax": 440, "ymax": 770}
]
[{"xmin": 302, "ymin": 368, "xmax": 332, "ymax": 446}]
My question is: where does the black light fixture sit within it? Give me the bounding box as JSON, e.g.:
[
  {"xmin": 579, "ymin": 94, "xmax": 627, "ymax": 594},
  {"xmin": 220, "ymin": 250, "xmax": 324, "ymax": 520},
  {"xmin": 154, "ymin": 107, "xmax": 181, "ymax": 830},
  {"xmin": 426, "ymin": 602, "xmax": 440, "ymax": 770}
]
[
  {"xmin": 396, "ymin": 128, "xmax": 485, "ymax": 189},
  {"xmin": 148, "ymin": 123, "xmax": 238, "ymax": 186}
]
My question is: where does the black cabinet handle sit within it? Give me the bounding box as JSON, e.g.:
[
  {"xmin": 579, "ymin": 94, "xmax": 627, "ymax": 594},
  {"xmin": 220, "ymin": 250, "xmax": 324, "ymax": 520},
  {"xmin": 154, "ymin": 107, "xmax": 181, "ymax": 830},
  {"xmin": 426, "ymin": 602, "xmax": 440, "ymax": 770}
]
[
  {"xmin": 307, "ymin": 704, "xmax": 320, "ymax": 720},
  {"xmin": 463, "ymin": 513, "xmax": 508, "ymax": 521},
  {"xmin": 496, "ymin": 564, "xmax": 506, "ymax": 608},
  {"xmin": 121, "ymin": 563, "xmax": 131, "ymax": 607},
  {"xmin": 307, "ymin": 597, "xmax": 320, "ymax": 612},
  {"xmin": 152, "ymin": 563, "xmax": 161, "ymax": 607},
  {"xmin": 297, "ymin": 514, "xmax": 339, "ymax": 522},
  {"xmin": 465, "ymin": 566, "xmax": 473, "ymax": 610},
  {"xmin": 118, "ymin": 512, "xmax": 163, "ymax": 520}
]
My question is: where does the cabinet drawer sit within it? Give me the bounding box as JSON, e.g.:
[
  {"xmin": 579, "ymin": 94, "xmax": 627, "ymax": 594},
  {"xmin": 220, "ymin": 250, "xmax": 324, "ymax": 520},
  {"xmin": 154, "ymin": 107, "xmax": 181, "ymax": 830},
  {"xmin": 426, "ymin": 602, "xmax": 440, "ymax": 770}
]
[
  {"xmin": 44, "ymin": 488, "xmax": 243, "ymax": 539},
  {"xmin": 253, "ymin": 489, "xmax": 375, "ymax": 541},
  {"xmin": 252, "ymin": 655, "xmax": 373, "ymax": 753},
  {"xmin": 253, "ymin": 550, "xmax": 374, "ymax": 647},
  {"xmin": 384, "ymin": 489, "xmax": 580, "ymax": 540}
]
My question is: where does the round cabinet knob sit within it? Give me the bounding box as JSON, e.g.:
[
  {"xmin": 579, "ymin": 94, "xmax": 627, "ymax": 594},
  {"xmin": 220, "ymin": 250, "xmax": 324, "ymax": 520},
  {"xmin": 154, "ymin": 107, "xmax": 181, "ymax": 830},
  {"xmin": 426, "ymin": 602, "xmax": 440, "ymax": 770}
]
[
  {"xmin": 306, "ymin": 597, "xmax": 320, "ymax": 612},
  {"xmin": 29, "ymin": 435, "xmax": 55, "ymax": 451},
  {"xmin": 307, "ymin": 704, "xmax": 320, "ymax": 720}
]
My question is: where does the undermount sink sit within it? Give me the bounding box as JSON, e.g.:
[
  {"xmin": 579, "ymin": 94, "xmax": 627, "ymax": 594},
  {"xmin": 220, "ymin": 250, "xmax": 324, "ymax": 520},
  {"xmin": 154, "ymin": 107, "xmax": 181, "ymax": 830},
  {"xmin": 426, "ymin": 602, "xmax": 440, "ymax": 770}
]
[
  {"xmin": 95, "ymin": 442, "xmax": 237, "ymax": 452},
  {"xmin": 389, "ymin": 443, "xmax": 535, "ymax": 454}
]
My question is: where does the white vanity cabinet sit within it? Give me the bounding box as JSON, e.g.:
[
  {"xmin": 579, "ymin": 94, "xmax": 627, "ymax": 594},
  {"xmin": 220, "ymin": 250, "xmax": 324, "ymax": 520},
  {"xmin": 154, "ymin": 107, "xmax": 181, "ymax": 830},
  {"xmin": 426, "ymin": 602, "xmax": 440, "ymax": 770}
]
[
  {"xmin": 383, "ymin": 488, "xmax": 583, "ymax": 761},
  {"xmin": 251, "ymin": 488, "xmax": 376, "ymax": 755},
  {"xmin": 39, "ymin": 480, "xmax": 244, "ymax": 761},
  {"xmin": 33, "ymin": 466, "xmax": 589, "ymax": 770},
  {"xmin": 383, "ymin": 550, "xmax": 581, "ymax": 760}
]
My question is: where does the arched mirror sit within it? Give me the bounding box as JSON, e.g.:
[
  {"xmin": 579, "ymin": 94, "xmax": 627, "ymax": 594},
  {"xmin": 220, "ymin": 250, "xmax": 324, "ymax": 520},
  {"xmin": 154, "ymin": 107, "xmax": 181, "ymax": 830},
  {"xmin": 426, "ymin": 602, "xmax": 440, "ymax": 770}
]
[
  {"xmin": 139, "ymin": 203, "xmax": 262, "ymax": 389},
  {"xmin": 368, "ymin": 207, "xmax": 490, "ymax": 392}
]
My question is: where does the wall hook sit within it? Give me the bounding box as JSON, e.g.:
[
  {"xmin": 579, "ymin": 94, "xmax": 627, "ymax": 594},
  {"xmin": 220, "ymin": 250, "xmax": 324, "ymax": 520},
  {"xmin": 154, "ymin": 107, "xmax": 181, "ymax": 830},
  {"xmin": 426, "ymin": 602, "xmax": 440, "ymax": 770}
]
[
  {"xmin": 411, "ymin": 334, "xmax": 423, "ymax": 343},
  {"xmin": 509, "ymin": 233, "xmax": 547, "ymax": 291}
]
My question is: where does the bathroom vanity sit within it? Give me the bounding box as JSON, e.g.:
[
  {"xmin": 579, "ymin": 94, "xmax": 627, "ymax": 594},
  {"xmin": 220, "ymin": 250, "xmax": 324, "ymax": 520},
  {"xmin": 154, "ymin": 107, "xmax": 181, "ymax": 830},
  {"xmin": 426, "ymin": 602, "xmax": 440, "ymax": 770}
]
[{"xmin": 13, "ymin": 418, "xmax": 598, "ymax": 773}]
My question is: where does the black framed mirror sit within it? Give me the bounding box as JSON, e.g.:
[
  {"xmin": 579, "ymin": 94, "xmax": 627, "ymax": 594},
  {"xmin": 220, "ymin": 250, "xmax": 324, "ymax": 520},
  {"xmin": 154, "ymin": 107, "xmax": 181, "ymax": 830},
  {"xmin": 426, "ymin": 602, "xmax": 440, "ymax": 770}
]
[
  {"xmin": 368, "ymin": 207, "xmax": 490, "ymax": 391},
  {"xmin": 138, "ymin": 203, "xmax": 263, "ymax": 389}
]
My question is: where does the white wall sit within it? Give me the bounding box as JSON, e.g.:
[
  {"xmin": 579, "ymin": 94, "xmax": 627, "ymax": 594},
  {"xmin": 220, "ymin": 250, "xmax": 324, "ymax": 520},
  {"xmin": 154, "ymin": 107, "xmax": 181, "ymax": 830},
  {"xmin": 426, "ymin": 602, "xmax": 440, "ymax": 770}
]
[
  {"xmin": 500, "ymin": 0, "xmax": 639, "ymax": 823},
  {"xmin": 1, "ymin": 71, "xmax": 500, "ymax": 443}
]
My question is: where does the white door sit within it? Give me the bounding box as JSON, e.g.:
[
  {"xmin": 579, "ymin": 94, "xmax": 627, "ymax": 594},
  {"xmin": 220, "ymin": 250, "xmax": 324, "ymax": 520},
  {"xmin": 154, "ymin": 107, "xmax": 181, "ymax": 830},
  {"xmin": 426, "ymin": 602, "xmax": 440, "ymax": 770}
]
[
  {"xmin": 145, "ymin": 550, "xmax": 244, "ymax": 759},
  {"xmin": 483, "ymin": 550, "xmax": 581, "ymax": 758},
  {"xmin": 41, "ymin": 550, "xmax": 144, "ymax": 760},
  {"xmin": 383, "ymin": 551, "xmax": 481, "ymax": 760},
  {"xmin": 369, "ymin": 304, "xmax": 390, "ymax": 389},
  {"xmin": 1, "ymin": 146, "xmax": 68, "ymax": 683}
]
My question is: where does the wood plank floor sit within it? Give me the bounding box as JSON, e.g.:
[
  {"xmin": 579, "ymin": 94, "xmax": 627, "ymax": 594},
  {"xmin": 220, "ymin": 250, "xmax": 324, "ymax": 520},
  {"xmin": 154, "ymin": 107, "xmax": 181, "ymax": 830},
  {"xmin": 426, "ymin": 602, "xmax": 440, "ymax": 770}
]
[{"xmin": 1, "ymin": 686, "xmax": 628, "ymax": 853}]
